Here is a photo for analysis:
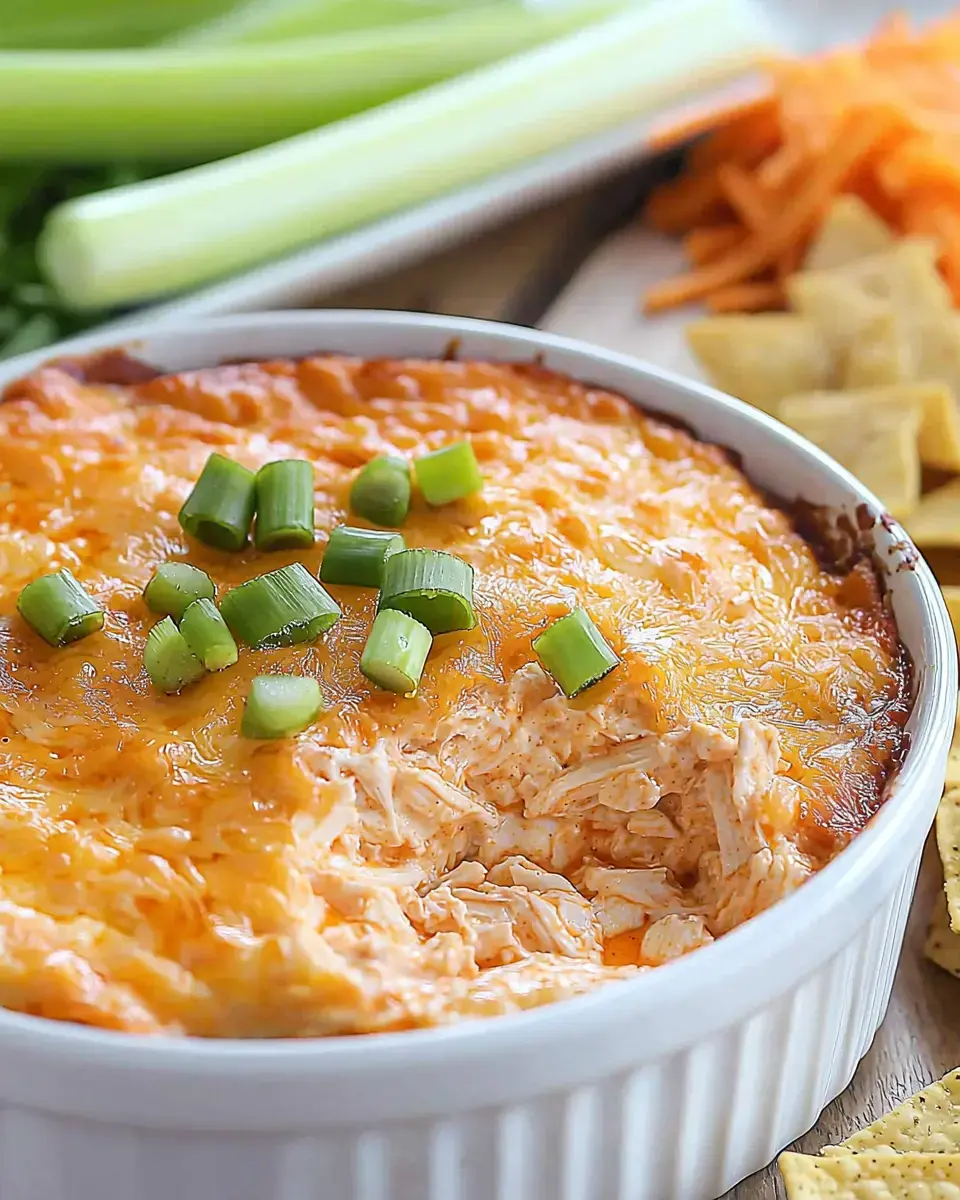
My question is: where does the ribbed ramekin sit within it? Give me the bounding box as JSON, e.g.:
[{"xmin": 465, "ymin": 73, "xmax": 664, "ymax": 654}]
[{"xmin": 0, "ymin": 312, "xmax": 952, "ymax": 1200}]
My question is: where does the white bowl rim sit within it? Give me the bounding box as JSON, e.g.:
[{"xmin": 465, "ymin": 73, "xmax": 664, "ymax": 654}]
[{"xmin": 0, "ymin": 308, "xmax": 953, "ymax": 1075}]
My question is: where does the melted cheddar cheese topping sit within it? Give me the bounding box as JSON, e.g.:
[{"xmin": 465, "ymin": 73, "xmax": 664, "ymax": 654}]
[{"xmin": 0, "ymin": 355, "xmax": 908, "ymax": 1037}]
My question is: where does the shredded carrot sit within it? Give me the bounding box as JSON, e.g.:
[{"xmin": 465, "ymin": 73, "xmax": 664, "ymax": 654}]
[
  {"xmin": 645, "ymin": 92, "xmax": 773, "ymax": 154},
  {"xmin": 706, "ymin": 281, "xmax": 784, "ymax": 312},
  {"xmin": 644, "ymin": 108, "xmax": 899, "ymax": 313},
  {"xmin": 902, "ymin": 192, "xmax": 960, "ymax": 301},
  {"xmin": 717, "ymin": 164, "xmax": 773, "ymax": 230},
  {"xmin": 755, "ymin": 140, "xmax": 805, "ymax": 189},
  {"xmin": 641, "ymin": 11, "xmax": 960, "ymax": 314},
  {"xmin": 687, "ymin": 106, "xmax": 781, "ymax": 173},
  {"xmin": 644, "ymin": 168, "xmax": 727, "ymax": 235},
  {"xmin": 775, "ymin": 239, "xmax": 806, "ymax": 284},
  {"xmin": 682, "ymin": 224, "xmax": 743, "ymax": 265}
]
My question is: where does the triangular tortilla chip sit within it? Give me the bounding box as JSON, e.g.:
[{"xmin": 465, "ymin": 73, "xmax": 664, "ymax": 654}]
[
  {"xmin": 943, "ymin": 588, "xmax": 960, "ymax": 640},
  {"xmin": 778, "ymin": 402, "xmax": 920, "ymax": 518},
  {"xmin": 926, "ymin": 891, "xmax": 960, "ymax": 980},
  {"xmin": 780, "ymin": 1150, "xmax": 960, "ymax": 1196},
  {"xmin": 790, "ymin": 240, "xmax": 951, "ymax": 367},
  {"xmin": 787, "ymin": 272, "xmax": 888, "ymax": 360},
  {"xmin": 914, "ymin": 313, "xmax": 960, "ymax": 403},
  {"xmin": 779, "ymin": 383, "xmax": 960, "ymax": 472},
  {"xmin": 826, "ymin": 1067, "xmax": 960, "ymax": 1154},
  {"xmin": 686, "ymin": 315, "xmax": 835, "ymax": 414},
  {"xmin": 907, "ymin": 480, "xmax": 960, "ymax": 546},
  {"xmin": 937, "ymin": 790, "xmax": 960, "ymax": 933},
  {"xmin": 842, "ymin": 309, "xmax": 914, "ymax": 388},
  {"xmin": 836, "ymin": 238, "xmax": 951, "ymax": 311},
  {"xmin": 804, "ymin": 196, "xmax": 896, "ymax": 271},
  {"xmin": 946, "ymin": 692, "xmax": 960, "ymax": 789}
]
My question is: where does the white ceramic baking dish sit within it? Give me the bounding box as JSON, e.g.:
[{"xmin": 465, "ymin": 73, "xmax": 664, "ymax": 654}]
[{"xmin": 0, "ymin": 311, "xmax": 953, "ymax": 1200}]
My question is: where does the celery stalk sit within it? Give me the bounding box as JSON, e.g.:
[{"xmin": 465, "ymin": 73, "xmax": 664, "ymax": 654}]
[
  {"xmin": 170, "ymin": 0, "xmax": 484, "ymax": 47},
  {"xmin": 0, "ymin": 0, "xmax": 235, "ymax": 49},
  {"xmin": 40, "ymin": 0, "xmax": 770, "ymax": 310},
  {"xmin": 0, "ymin": 4, "xmax": 616, "ymax": 161}
]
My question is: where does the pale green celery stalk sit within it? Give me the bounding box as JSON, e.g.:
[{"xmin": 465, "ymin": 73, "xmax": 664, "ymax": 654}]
[
  {"xmin": 0, "ymin": 3, "xmax": 611, "ymax": 161},
  {"xmin": 169, "ymin": 0, "xmax": 485, "ymax": 46},
  {"xmin": 0, "ymin": 0, "xmax": 235, "ymax": 49},
  {"xmin": 40, "ymin": 0, "xmax": 771, "ymax": 311}
]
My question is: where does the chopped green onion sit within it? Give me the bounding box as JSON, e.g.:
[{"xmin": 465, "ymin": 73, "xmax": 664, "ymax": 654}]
[
  {"xmin": 178, "ymin": 452, "xmax": 256, "ymax": 552},
  {"xmin": 143, "ymin": 561, "xmax": 215, "ymax": 621},
  {"xmin": 241, "ymin": 674, "xmax": 323, "ymax": 739},
  {"xmin": 179, "ymin": 597, "xmax": 238, "ymax": 671},
  {"xmin": 254, "ymin": 458, "xmax": 315, "ymax": 551},
  {"xmin": 379, "ymin": 548, "xmax": 475, "ymax": 634},
  {"xmin": 220, "ymin": 562, "xmax": 341, "ymax": 649},
  {"xmin": 350, "ymin": 455, "xmax": 411, "ymax": 528},
  {"xmin": 415, "ymin": 440, "xmax": 483, "ymax": 506},
  {"xmin": 143, "ymin": 615, "xmax": 206, "ymax": 693},
  {"xmin": 361, "ymin": 608, "xmax": 432, "ymax": 695},
  {"xmin": 319, "ymin": 525, "xmax": 404, "ymax": 588},
  {"xmin": 17, "ymin": 568, "xmax": 104, "ymax": 647},
  {"xmin": 532, "ymin": 607, "xmax": 619, "ymax": 697}
]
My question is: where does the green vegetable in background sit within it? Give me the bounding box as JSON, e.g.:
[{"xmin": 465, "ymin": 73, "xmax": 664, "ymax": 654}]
[
  {"xmin": 38, "ymin": 0, "xmax": 764, "ymax": 311},
  {"xmin": 0, "ymin": 0, "xmax": 236, "ymax": 49},
  {"xmin": 0, "ymin": 161, "xmax": 155, "ymax": 357},
  {"xmin": 170, "ymin": 0, "xmax": 482, "ymax": 46},
  {"xmin": 0, "ymin": 0, "xmax": 526, "ymax": 357},
  {"xmin": 0, "ymin": 4, "xmax": 610, "ymax": 161}
]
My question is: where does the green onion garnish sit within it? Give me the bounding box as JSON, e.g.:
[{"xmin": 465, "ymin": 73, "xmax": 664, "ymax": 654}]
[
  {"xmin": 143, "ymin": 562, "xmax": 215, "ymax": 621},
  {"xmin": 350, "ymin": 455, "xmax": 411, "ymax": 528},
  {"xmin": 179, "ymin": 598, "xmax": 239, "ymax": 672},
  {"xmin": 532, "ymin": 607, "xmax": 619, "ymax": 697},
  {"xmin": 415, "ymin": 440, "xmax": 483, "ymax": 506},
  {"xmin": 17, "ymin": 569, "xmax": 104, "ymax": 647},
  {"xmin": 220, "ymin": 563, "xmax": 341, "ymax": 649},
  {"xmin": 178, "ymin": 452, "xmax": 257, "ymax": 552},
  {"xmin": 379, "ymin": 548, "xmax": 475, "ymax": 634},
  {"xmin": 360, "ymin": 609, "xmax": 432, "ymax": 695},
  {"xmin": 319, "ymin": 525, "xmax": 404, "ymax": 589},
  {"xmin": 143, "ymin": 616, "xmax": 206, "ymax": 694},
  {"xmin": 241, "ymin": 675, "xmax": 323, "ymax": 740},
  {"xmin": 254, "ymin": 459, "xmax": 316, "ymax": 551}
]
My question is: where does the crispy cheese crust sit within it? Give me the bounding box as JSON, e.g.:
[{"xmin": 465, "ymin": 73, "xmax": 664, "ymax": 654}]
[{"xmin": 0, "ymin": 354, "xmax": 909, "ymax": 1036}]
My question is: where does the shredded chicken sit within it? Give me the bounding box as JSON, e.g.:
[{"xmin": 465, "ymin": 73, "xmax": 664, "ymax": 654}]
[{"xmin": 0, "ymin": 354, "xmax": 908, "ymax": 1036}]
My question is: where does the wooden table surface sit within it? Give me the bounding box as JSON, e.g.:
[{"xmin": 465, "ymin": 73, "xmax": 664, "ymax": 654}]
[{"xmin": 320, "ymin": 175, "xmax": 960, "ymax": 1199}]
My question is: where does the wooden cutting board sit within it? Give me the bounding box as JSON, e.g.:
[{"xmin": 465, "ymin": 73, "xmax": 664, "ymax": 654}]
[{"xmin": 327, "ymin": 188, "xmax": 960, "ymax": 1199}]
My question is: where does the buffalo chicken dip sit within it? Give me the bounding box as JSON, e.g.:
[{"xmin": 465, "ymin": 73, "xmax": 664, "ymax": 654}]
[{"xmin": 0, "ymin": 353, "xmax": 909, "ymax": 1037}]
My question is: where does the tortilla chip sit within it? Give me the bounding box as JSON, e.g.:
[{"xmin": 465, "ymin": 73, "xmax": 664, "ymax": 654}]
[
  {"xmin": 825, "ymin": 1066, "xmax": 960, "ymax": 1154},
  {"xmin": 787, "ymin": 271, "xmax": 888, "ymax": 360},
  {"xmin": 842, "ymin": 309, "xmax": 914, "ymax": 388},
  {"xmin": 937, "ymin": 790, "xmax": 960, "ymax": 933},
  {"xmin": 790, "ymin": 240, "xmax": 951, "ymax": 365},
  {"xmin": 836, "ymin": 237, "xmax": 952, "ymax": 311},
  {"xmin": 912, "ymin": 384, "xmax": 960, "ymax": 472},
  {"xmin": 944, "ymin": 587, "xmax": 960, "ymax": 639},
  {"xmin": 778, "ymin": 402, "xmax": 921, "ymax": 518},
  {"xmin": 685, "ymin": 315, "xmax": 834, "ymax": 414},
  {"xmin": 907, "ymin": 480, "xmax": 960, "ymax": 547},
  {"xmin": 779, "ymin": 383, "xmax": 960, "ymax": 472},
  {"xmin": 779, "ymin": 1151, "xmax": 960, "ymax": 1197},
  {"xmin": 947, "ymin": 693, "xmax": 960, "ymax": 788},
  {"xmin": 926, "ymin": 890, "xmax": 960, "ymax": 980},
  {"xmin": 804, "ymin": 197, "xmax": 896, "ymax": 271}
]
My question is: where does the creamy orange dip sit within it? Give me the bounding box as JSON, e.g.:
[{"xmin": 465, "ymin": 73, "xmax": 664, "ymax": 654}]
[{"xmin": 0, "ymin": 353, "xmax": 908, "ymax": 1037}]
